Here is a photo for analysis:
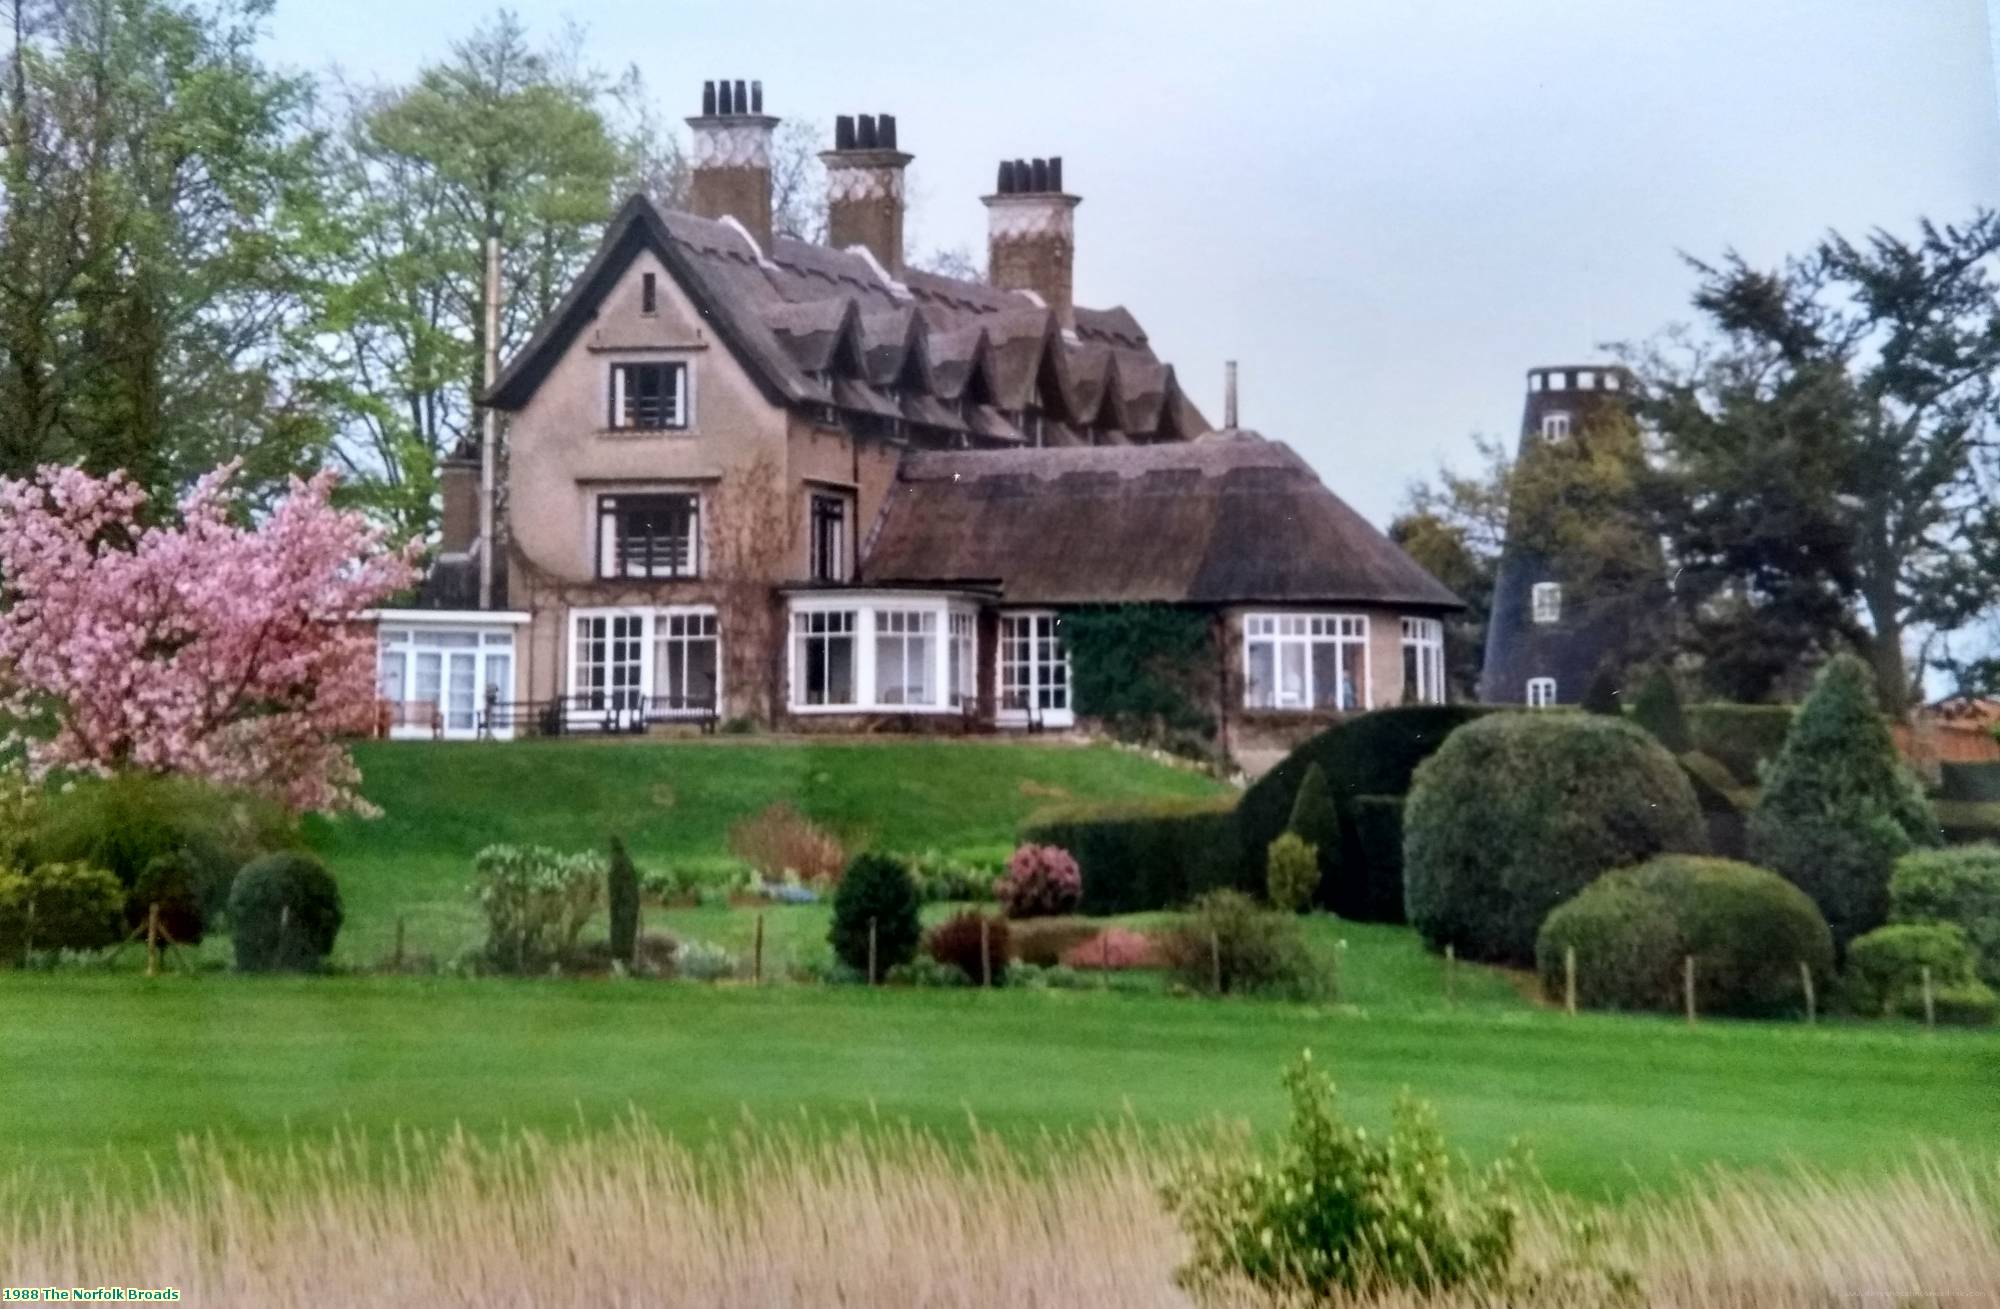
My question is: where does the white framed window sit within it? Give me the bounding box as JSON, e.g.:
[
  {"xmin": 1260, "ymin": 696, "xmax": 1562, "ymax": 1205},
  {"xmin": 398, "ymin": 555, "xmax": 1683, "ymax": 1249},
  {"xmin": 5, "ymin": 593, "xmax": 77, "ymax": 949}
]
[
  {"xmin": 654, "ymin": 609, "xmax": 720, "ymax": 715},
  {"xmin": 998, "ymin": 611, "xmax": 1071, "ymax": 727},
  {"xmin": 568, "ymin": 606, "xmax": 722, "ymax": 723},
  {"xmin": 1540, "ymin": 411, "xmax": 1571, "ymax": 439},
  {"xmin": 809, "ymin": 491, "xmax": 851, "ymax": 582},
  {"xmin": 788, "ymin": 596, "xmax": 981, "ymax": 715},
  {"xmin": 874, "ymin": 609, "xmax": 937, "ymax": 706},
  {"xmin": 1531, "ymin": 581, "xmax": 1563, "ymax": 624},
  {"xmin": 572, "ymin": 611, "xmax": 647, "ymax": 712},
  {"xmin": 949, "ymin": 611, "xmax": 976, "ymax": 707},
  {"xmin": 1527, "ymin": 677, "xmax": 1558, "ymax": 709},
  {"xmin": 1243, "ymin": 613, "xmax": 1368, "ymax": 711},
  {"xmin": 377, "ymin": 623, "xmax": 520, "ymax": 739},
  {"xmin": 609, "ymin": 360, "xmax": 690, "ymax": 430},
  {"xmin": 1400, "ymin": 616, "xmax": 1446, "ymax": 705},
  {"xmin": 793, "ymin": 609, "xmax": 858, "ymax": 707},
  {"xmin": 597, "ymin": 492, "xmax": 700, "ymax": 580}
]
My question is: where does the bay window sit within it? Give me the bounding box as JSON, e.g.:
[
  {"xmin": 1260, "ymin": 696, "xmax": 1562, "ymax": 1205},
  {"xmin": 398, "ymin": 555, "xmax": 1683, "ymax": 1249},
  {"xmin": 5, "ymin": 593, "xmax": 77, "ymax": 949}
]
[
  {"xmin": 874, "ymin": 610, "xmax": 936, "ymax": 705},
  {"xmin": 1243, "ymin": 613, "xmax": 1368, "ymax": 711},
  {"xmin": 1400, "ymin": 616, "xmax": 1447, "ymax": 705},
  {"xmin": 787, "ymin": 595, "xmax": 985, "ymax": 714},
  {"xmin": 794, "ymin": 609, "xmax": 857, "ymax": 707}
]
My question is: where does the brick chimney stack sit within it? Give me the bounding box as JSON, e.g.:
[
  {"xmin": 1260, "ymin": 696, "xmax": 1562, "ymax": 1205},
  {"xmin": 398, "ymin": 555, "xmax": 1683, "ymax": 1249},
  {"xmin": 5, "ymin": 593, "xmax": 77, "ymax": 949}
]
[
  {"xmin": 984, "ymin": 156, "xmax": 1080, "ymax": 329},
  {"xmin": 687, "ymin": 79, "xmax": 778, "ymax": 248},
  {"xmin": 821, "ymin": 113, "xmax": 913, "ymax": 274}
]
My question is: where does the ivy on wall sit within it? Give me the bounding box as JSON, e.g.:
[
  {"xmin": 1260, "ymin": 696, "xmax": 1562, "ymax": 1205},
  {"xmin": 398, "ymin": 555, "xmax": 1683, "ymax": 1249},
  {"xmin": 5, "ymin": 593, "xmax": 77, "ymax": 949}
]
[{"xmin": 1063, "ymin": 605, "xmax": 1218, "ymax": 756}]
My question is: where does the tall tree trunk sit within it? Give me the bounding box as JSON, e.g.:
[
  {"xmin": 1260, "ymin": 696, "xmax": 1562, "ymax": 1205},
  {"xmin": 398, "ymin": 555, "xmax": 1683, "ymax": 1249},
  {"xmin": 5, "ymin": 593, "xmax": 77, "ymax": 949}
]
[{"xmin": 1861, "ymin": 580, "xmax": 1910, "ymax": 715}]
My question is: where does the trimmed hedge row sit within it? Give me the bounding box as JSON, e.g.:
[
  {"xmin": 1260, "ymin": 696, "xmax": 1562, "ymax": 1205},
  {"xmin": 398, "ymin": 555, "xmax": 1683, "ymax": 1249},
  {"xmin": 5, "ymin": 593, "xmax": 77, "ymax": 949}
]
[
  {"xmin": 1020, "ymin": 797, "xmax": 1245, "ymax": 914},
  {"xmin": 1942, "ymin": 762, "xmax": 2000, "ymax": 804}
]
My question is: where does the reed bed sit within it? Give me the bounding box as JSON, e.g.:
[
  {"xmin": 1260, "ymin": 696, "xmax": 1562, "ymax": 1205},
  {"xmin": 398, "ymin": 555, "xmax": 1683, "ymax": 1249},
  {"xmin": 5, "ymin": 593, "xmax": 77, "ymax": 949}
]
[{"xmin": 3, "ymin": 1117, "xmax": 1996, "ymax": 1307}]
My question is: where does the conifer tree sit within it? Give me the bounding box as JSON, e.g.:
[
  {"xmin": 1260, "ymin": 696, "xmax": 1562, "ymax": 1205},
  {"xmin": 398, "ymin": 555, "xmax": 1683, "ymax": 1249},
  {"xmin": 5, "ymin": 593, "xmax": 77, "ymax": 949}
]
[{"xmin": 1630, "ymin": 668, "xmax": 1692, "ymax": 754}]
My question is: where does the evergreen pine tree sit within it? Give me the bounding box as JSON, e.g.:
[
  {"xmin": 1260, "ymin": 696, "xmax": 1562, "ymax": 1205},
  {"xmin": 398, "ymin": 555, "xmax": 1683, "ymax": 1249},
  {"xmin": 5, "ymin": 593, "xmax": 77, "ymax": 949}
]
[
  {"xmin": 1630, "ymin": 667, "xmax": 1692, "ymax": 754},
  {"xmin": 607, "ymin": 836, "xmax": 640, "ymax": 964},
  {"xmin": 1287, "ymin": 762, "xmax": 1342, "ymax": 911},
  {"xmin": 829, "ymin": 853, "xmax": 922, "ymax": 979},
  {"xmin": 1748, "ymin": 655, "xmax": 1937, "ymax": 950}
]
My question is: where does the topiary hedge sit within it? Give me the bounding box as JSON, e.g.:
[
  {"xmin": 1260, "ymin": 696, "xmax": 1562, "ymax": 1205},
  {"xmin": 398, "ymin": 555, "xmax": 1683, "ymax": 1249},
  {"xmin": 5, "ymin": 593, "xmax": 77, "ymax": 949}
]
[
  {"xmin": 1888, "ymin": 845, "xmax": 2000, "ymax": 986},
  {"xmin": 228, "ymin": 853, "xmax": 344, "ymax": 973},
  {"xmin": 1237, "ymin": 705, "xmax": 1490, "ymax": 908},
  {"xmin": 1345, "ymin": 796, "xmax": 1407, "ymax": 923},
  {"xmin": 1537, "ymin": 856, "xmax": 1832, "ymax": 1016},
  {"xmin": 828, "ymin": 852, "xmax": 922, "ymax": 980},
  {"xmin": 1020, "ymin": 797, "xmax": 1243, "ymax": 914},
  {"xmin": 1687, "ymin": 704, "xmax": 1797, "ymax": 786},
  {"xmin": 1843, "ymin": 923, "xmax": 1980, "ymax": 1017},
  {"xmin": 1405, "ymin": 713, "xmax": 1706, "ymax": 965},
  {"xmin": 1941, "ymin": 763, "xmax": 2000, "ymax": 804}
]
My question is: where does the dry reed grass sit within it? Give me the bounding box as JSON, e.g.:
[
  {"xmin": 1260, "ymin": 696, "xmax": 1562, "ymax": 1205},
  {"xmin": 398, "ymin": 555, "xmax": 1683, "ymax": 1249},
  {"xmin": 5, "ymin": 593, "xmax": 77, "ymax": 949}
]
[{"xmin": 2, "ymin": 1117, "xmax": 1996, "ymax": 1308}]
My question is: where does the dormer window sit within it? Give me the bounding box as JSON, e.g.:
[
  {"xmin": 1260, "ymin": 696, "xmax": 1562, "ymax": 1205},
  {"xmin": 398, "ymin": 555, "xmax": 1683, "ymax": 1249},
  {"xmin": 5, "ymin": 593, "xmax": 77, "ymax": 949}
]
[
  {"xmin": 609, "ymin": 361, "xmax": 689, "ymax": 431},
  {"xmin": 1531, "ymin": 582, "xmax": 1562, "ymax": 624},
  {"xmin": 640, "ymin": 272, "xmax": 657, "ymax": 315},
  {"xmin": 1540, "ymin": 411, "xmax": 1571, "ymax": 439}
]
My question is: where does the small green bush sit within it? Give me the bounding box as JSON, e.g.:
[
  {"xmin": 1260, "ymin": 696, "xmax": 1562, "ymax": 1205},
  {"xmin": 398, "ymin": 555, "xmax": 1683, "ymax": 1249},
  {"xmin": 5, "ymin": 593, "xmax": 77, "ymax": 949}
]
[
  {"xmin": 607, "ymin": 837, "xmax": 640, "ymax": 965},
  {"xmin": 0, "ymin": 862, "xmax": 125, "ymax": 960},
  {"xmin": 228, "ymin": 853, "xmax": 343, "ymax": 973},
  {"xmin": 828, "ymin": 851, "xmax": 922, "ymax": 980},
  {"xmin": 1164, "ymin": 1052, "xmax": 1521, "ymax": 1298},
  {"xmin": 1889, "ymin": 845, "xmax": 2000, "ymax": 986},
  {"xmin": 1748, "ymin": 656, "xmax": 1938, "ymax": 950},
  {"xmin": 925, "ymin": 910, "xmax": 1009, "ymax": 986},
  {"xmin": 674, "ymin": 939, "xmax": 738, "ymax": 982},
  {"xmin": 1346, "ymin": 796, "xmax": 1407, "ymax": 923},
  {"xmin": 1405, "ymin": 714, "xmax": 1706, "ymax": 965},
  {"xmin": 1287, "ymin": 762, "xmax": 1342, "ymax": 903},
  {"xmin": 1687, "ymin": 704, "xmax": 1798, "ymax": 786},
  {"xmin": 1265, "ymin": 832, "xmax": 1318, "ymax": 913},
  {"xmin": 471, "ymin": 844, "xmax": 604, "ymax": 972},
  {"xmin": 1843, "ymin": 923, "xmax": 1978, "ymax": 1017},
  {"xmin": 1631, "ymin": 669, "xmax": 1692, "ymax": 754},
  {"xmin": 1020, "ymin": 798, "xmax": 1242, "ymax": 914},
  {"xmin": 1159, "ymin": 890, "xmax": 1328, "ymax": 999},
  {"xmin": 1893, "ymin": 979, "xmax": 1997, "ymax": 1026},
  {"xmin": 885, "ymin": 956, "xmax": 970, "ymax": 988},
  {"xmin": 1535, "ymin": 873, "xmax": 1686, "ymax": 1012}
]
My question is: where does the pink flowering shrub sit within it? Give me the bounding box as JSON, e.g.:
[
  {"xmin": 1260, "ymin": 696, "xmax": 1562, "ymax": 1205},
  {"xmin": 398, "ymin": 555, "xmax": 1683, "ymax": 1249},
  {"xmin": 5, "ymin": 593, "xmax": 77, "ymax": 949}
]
[
  {"xmin": 996, "ymin": 843, "xmax": 1083, "ymax": 919},
  {"xmin": 1061, "ymin": 926, "xmax": 1161, "ymax": 971},
  {"xmin": 0, "ymin": 461, "xmax": 416, "ymax": 813}
]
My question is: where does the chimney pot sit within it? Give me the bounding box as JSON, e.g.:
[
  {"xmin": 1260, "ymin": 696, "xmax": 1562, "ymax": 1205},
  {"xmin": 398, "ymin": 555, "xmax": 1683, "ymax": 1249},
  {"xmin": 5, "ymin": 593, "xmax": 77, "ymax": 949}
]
[
  {"xmin": 1031, "ymin": 158, "xmax": 1050, "ymax": 192},
  {"xmin": 835, "ymin": 114, "xmax": 855, "ymax": 150},
  {"xmin": 878, "ymin": 113, "xmax": 896, "ymax": 149},
  {"xmin": 857, "ymin": 113, "xmax": 878, "ymax": 148},
  {"xmin": 996, "ymin": 160, "xmax": 1014, "ymax": 193},
  {"xmin": 702, "ymin": 80, "xmax": 716, "ymax": 115},
  {"xmin": 750, "ymin": 80, "xmax": 763, "ymax": 113},
  {"xmin": 1224, "ymin": 361, "xmax": 1239, "ymax": 429},
  {"xmin": 733, "ymin": 80, "xmax": 748, "ymax": 115},
  {"xmin": 717, "ymin": 78, "xmax": 733, "ymax": 114},
  {"xmin": 1049, "ymin": 156, "xmax": 1063, "ymax": 192},
  {"xmin": 985, "ymin": 151, "xmax": 1081, "ymax": 329},
  {"xmin": 1014, "ymin": 158, "xmax": 1030, "ymax": 190},
  {"xmin": 688, "ymin": 78, "xmax": 777, "ymax": 247}
]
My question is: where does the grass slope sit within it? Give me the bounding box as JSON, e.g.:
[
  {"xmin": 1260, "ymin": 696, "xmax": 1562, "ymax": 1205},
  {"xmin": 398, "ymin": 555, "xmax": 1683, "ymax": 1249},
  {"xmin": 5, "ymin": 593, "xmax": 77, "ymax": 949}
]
[
  {"xmin": 0, "ymin": 970, "xmax": 1992, "ymax": 1199},
  {"xmin": 304, "ymin": 738, "xmax": 1228, "ymax": 960}
]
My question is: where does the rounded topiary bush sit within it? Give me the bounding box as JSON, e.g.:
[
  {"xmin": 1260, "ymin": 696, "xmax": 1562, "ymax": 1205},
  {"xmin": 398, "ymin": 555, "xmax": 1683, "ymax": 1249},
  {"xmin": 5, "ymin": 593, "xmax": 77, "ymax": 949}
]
[
  {"xmin": 0, "ymin": 862, "xmax": 125, "ymax": 957},
  {"xmin": 1404, "ymin": 713, "xmax": 1706, "ymax": 965},
  {"xmin": 1537, "ymin": 856, "xmax": 1832, "ymax": 1016},
  {"xmin": 1888, "ymin": 845, "xmax": 2000, "ymax": 986},
  {"xmin": 828, "ymin": 851, "xmax": 922, "ymax": 980},
  {"xmin": 228, "ymin": 853, "xmax": 344, "ymax": 973},
  {"xmin": 1842, "ymin": 923, "xmax": 1979, "ymax": 1018}
]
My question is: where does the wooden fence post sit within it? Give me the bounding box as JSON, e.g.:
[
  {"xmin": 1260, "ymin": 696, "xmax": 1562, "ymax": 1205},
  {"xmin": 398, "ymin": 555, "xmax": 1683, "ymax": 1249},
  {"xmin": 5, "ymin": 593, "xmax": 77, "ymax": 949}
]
[
  {"xmin": 1444, "ymin": 944, "xmax": 1457, "ymax": 1007},
  {"xmin": 1922, "ymin": 965, "xmax": 1936, "ymax": 1031},
  {"xmin": 146, "ymin": 903, "xmax": 160, "ymax": 979},
  {"xmin": 979, "ymin": 916, "xmax": 991, "ymax": 989},
  {"xmin": 1800, "ymin": 961, "xmax": 1816, "ymax": 1025},
  {"xmin": 1564, "ymin": 946, "xmax": 1577, "ymax": 1017},
  {"xmin": 754, "ymin": 912, "xmax": 765, "ymax": 986},
  {"xmin": 1209, "ymin": 929, "xmax": 1222, "ymax": 996},
  {"xmin": 868, "ymin": 917, "xmax": 878, "ymax": 987},
  {"xmin": 1683, "ymin": 955, "xmax": 1696, "ymax": 1026}
]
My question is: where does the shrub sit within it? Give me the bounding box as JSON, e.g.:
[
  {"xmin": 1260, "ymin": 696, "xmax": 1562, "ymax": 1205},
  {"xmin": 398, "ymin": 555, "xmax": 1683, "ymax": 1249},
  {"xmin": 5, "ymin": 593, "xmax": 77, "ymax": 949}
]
[
  {"xmin": 1893, "ymin": 979, "xmax": 1998, "ymax": 1026},
  {"xmin": 925, "ymin": 911, "xmax": 1009, "ymax": 986},
  {"xmin": 726, "ymin": 803, "xmax": 846, "ymax": 884},
  {"xmin": 1535, "ymin": 872, "xmax": 1686, "ymax": 1012},
  {"xmin": 828, "ymin": 852, "xmax": 922, "ymax": 979},
  {"xmin": 1581, "ymin": 664, "xmax": 1624, "ymax": 716},
  {"xmin": 674, "ymin": 939, "xmax": 738, "ymax": 982},
  {"xmin": 899, "ymin": 849, "xmax": 1005, "ymax": 903},
  {"xmin": 1265, "ymin": 832, "xmax": 1318, "ymax": 913},
  {"xmin": 1749, "ymin": 656, "xmax": 1938, "ymax": 950},
  {"xmin": 228, "ymin": 853, "xmax": 343, "ymax": 973},
  {"xmin": 1164, "ymin": 1052, "xmax": 1520, "ymax": 1298},
  {"xmin": 1237, "ymin": 705, "xmax": 1491, "ymax": 889},
  {"xmin": 1889, "ymin": 845, "xmax": 2000, "ymax": 986},
  {"xmin": 31, "ymin": 772, "xmax": 296, "ymax": 923},
  {"xmin": 607, "ymin": 837, "xmax": 640, "ymax": 965},
  {"xmin": 131, "ymin": 851, "xmax": 207, "ymax": 945},
  {"xmin": 1687, "ymin": 704, "xmax": 1798, "ymax": 786},
  {"xmin": 1842, "ymin": 923, "xmax": 1978, "ymax": 1017},
  {"xmin": 1287, "ymin": 762, "xmax": 1342, "ymax": 902},
  {"xmin": 1540, "ymin": 856, "xmax": 1833, "ymax": 1016},
  {"xmin": 1631, "ymin": 668, "xmax": 1692, "ymax": 754},
  {"xmin": 1941, "ymin": 762, "xmax": 2000, "ymax": 803},
  {"xmin": 1009, "ymin": 919, "xmax": 1101, "ymax": 967},
  {"xmin": 995, "ymin": 844, "xmax": 1082, "ymax": 919},
  {"xmin": 1020, "ymin": 798, "xmax": 1241, "ymax": 914},
  {"xmin": 1344, "ymin": 796, "xmax": 1406, "ymax": 923},
  {"xmin": 1061, "ymin": 926, "xmax": 1159, "ymax": 971},
  {"xmin": 470, "ymin": 844, "xmax": 604, "ymax": 973},
  {"xmin": 1404, "ymin": 714, "xmax": 1706, "ymax": 965},
  {"xmin": 0, "ymin": 861, "xmax": 125, "ymax": 960},
  {"xmin": 1160, "ymin": 890, "xmax": 1328, "ymax": 999},
  {"xmin": 885, "ymin": 956, "xmax": 970, "ymax": 988}
]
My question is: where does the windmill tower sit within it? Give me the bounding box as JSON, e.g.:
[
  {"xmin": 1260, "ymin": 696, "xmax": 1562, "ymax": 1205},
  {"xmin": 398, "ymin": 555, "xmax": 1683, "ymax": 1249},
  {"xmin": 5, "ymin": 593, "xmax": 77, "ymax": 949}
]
[{"xmin": 1477, "ymin": 364, "xmax": 1639, "ymax": 706}]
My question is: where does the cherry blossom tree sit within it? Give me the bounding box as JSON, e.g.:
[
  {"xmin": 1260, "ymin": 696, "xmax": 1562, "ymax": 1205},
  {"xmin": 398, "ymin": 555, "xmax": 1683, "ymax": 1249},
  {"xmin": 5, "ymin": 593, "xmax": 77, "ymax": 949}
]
[{"xmin": 0, "ymin": 462, "xmax": 417, "ymax": 812}]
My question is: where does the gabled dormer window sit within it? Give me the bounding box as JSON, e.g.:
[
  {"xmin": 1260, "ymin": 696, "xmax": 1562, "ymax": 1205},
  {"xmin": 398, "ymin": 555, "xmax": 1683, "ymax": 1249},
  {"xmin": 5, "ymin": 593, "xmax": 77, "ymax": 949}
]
[{"xmin": 609, "ymin": 361, "xmax": 689, "ymax": 431}]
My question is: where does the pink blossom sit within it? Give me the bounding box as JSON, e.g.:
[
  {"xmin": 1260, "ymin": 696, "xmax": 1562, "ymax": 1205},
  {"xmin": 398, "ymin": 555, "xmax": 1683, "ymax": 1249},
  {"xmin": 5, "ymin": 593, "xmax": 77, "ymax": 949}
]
[{"xmin": 0, "ymin": 461, "xmax": 417, "ymax": 813}]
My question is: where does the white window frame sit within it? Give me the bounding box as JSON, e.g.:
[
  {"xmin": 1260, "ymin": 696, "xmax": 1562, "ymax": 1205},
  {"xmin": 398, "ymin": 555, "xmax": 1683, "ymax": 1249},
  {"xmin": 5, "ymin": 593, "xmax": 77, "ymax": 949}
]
[
  {"xmin": 786, "ymin": 592, "xmax": 980, "ymax": 715},
  {"xmin": 375, "ymin": 617, "xmax": 525, "ymax": 740},
  {"xmin": 1531, "ymin": 581, "xmax": 1563, "ymax": 625},
  {"xmin": 1242, "ymin": 612, "xmax": 1370, "ymax": 712},
  {"xmin": 996, "ymin": 610, "xmax": 1072, "ymax": 729},
  {"xmin": 653, "ymin": 608, "xmax": 722, "ymax": 717},
  {"xmin": 1527, "ymin": 677, "xmax": 1558, "ymax": 709},
  {"xmin": 1400, "ymin": 616, "xmax": 1447, "ymax": 706},
  {"xmin": 567, "ymin": 605, "xmax": 723, "ymax": 725},
  {"xmin": 596, "ymin": 488, "xmax": 703, "ymax": 581},
  {"xmin": 1540, "ymin": 410, "xmax": 1571, "ymax": 439},
  {"xmin": 608, "ymin": 357, "xmax": 694, "ymax": 431},
  {"xmin": 948, "ymin": 610, "xmax": 976, "ymax": 708}
]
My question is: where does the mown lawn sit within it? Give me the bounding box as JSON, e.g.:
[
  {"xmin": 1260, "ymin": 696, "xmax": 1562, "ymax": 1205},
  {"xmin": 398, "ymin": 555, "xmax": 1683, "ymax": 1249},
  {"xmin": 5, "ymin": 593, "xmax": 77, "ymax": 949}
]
[{"xmin": 303, "ymin": 738, "xmax": 1229, "ymax": 960}]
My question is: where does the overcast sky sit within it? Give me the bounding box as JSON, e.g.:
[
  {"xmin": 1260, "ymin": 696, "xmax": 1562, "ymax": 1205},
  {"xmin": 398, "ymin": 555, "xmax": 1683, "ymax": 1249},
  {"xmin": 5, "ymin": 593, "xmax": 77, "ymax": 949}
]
[{"xmin": 264, "ymin": 0, "xmax": 2000, "ymax": 527}]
